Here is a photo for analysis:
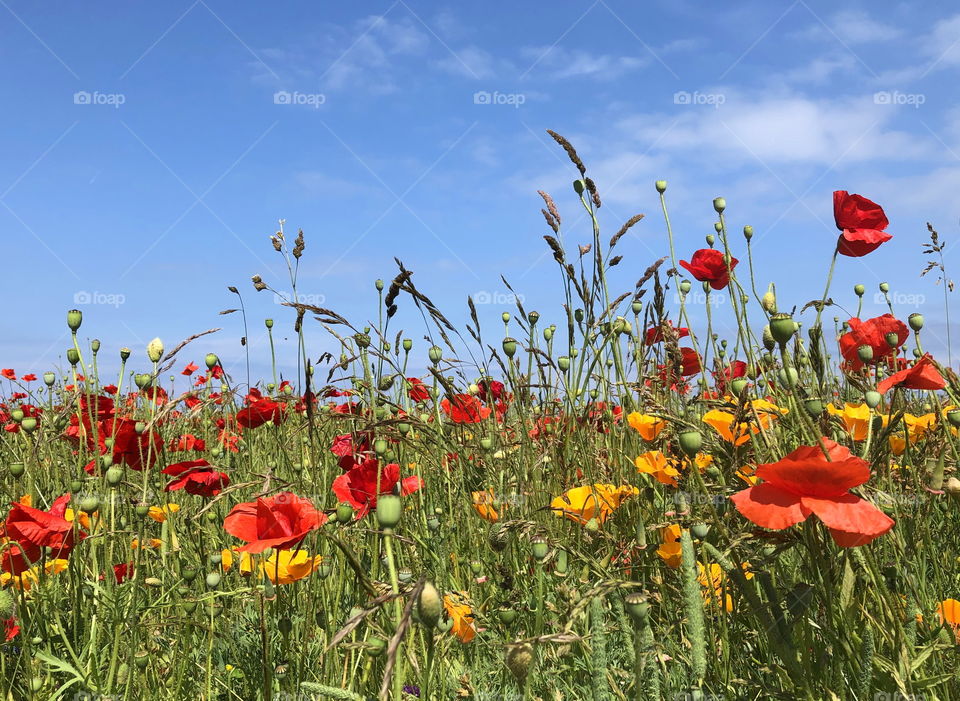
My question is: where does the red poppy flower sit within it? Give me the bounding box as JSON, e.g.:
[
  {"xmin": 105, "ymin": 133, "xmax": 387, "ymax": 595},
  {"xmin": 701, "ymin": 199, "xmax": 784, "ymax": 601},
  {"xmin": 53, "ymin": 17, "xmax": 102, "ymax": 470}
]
[
  {"xmin": 714, "ymin": 360, "xmax": 747, "ymax": 393},
  {"xmin": 441, "ymin": 394, "xmax": 491, "ymax": 424},
  {"xmin": 223, "ymin": 492, "xmax": 325, "ymax": 553},
  {"xmin": 407, "ymin": 378, "xmax": 430, "ymax": 403},
  {"xmin": 113, "ymin": 562, "xmax": 134, "ymax": 583},
  {"xmin": 679, "ymin": 249, "xmax": 739, "ymax": 290},
  {"xmin": 163, "ymin": 459, "xmax": 229, "ymax": 497},
  {"xmin": 1, "ymin": 370, "xmax": 15, "ymax": 380},
  {"xmin": 332, "ymin": 462, "xmax": 423, "ymax": 519},
  {"xmin": 109, "ymin": 418, "xmax": 163, "ymax": 472},
  {"xmin": 170, "ymin": 433, "xmax": 205, "ymax": 452},
  {"xmin": 838, "ymin": 315, "xmax": 908, "ymax": 371},
  {"xmin": 4, "ymin": 617, "xmax": 19, "ymax": 642},
  {"xmin": 21, "ymin": 374, "xmax": 36, "ymax": 382},
  {"xmin": 730, "ymin": 438, "xmax": 894, "ymax": 547},
  {"xmin": 833, "ymin": 190, "xmax": 891, "ymax": 257},
  {"xmin": 236, "ymin": 397, "xmax": 285, "ymax": 429},
  {"xmin": 181, "ymin": 362, "xmax": 199, "ymax": 376},
  {"xmin": 644, "ymin": 322, "xmax": 690, "ymax": 345},
  {"xmin": 330, "ymin": 432, "xmax": 375, "ymax": 471},
  {"xmin": 4, "ymin": 494, "xmax": 84, "ymax": 558},
  {"xmin": 477, "ymin": 379, "xmax": 506, "ymax": 403},
  {"xmin": 876, "ymin": 354, "xmax": 945, "ymax": 394}
]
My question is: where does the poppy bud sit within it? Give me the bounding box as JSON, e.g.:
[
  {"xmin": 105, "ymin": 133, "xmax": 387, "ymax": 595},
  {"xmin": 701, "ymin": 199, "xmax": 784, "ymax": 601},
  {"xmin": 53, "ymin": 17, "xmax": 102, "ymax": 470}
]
[
  {"xmin": 543, "ymin": 326, "xmax": 554, "ymax": 342},
  {"xmin": 857, "ymin": 345, "xmax": 874, "ymax": 363},
  {"xmin": 67, "ymin": 309, "xmax": 83, "ymax": 332},
  {"xmin": 418, "ymin": 582, "xmax": 442, "ymax": 628},
  {"xmin": 119, "ymin": 347, "xmax": 131, "ymax": 362},
  {"xmin": 678, "ymin": 430, "xmax": 702, "ymax": 457},
  {"xmin": 377, "ymin": 495, "xmax": 402, "ymax": 529},
  {"xmin": 879, "ymin": 282, "xmax": 890, "ymax": 293},
  {"xmin": 743, "ymin": 225, "xmax": 753, "ymax": 240},
  {"xmin": 501, "ymin": 312, "xmax": 511, "ymax": 325},
  {"xmin": 147, "ymin": 338, "xmax": 164, "ymax": 363},
  {"xmin": 573, "ymin": 179, "xmax": 586, "ymax": 194},
  {"xmin": 335, "ymin": 502, "xmax": 353, "ymax": 524},
  {"xmin": 91, "ymin": 339, "xmax": 101, "ymax": 354},
  {"xmin": 864, "ymin": 391, "xmax": 882, "ymax": 409},
  {"xmin": 705, "ymin": 234, "xmax": 715, "ymax": 246},
  {"xmin": 655, "ymin": 180, "xmax": 667, "ymax": 193},
  {"xmin": 945, "ymin": 477, "xmax": 960, "ymax": 502},
  {"xmin": 506, "ymin": 642, "xmax": 534, "ymax": 683},
  {"xmin": 778, "ymin": 366, "xmax": 799, "ymax": 389},
  {"xmin": 428, "ymin": 345, "xmax": 443, "ymax": 364},
  {"xmin": 909, "ymin": 313, "xmax": 924, "ymax": 331},
  {"xmin": 204, "ymin": 353, "xmax": 218, "ymax": 370},
  {"xmin": 66, "ymin": 348, "xmax": 80, "ymax": 366},
  {"xmin": 558, "ymin": 356, "xmax": 570, "ymax": 372},
  {"xmin": 502, "ymin": 337, "xmax": 518, "ymax": 358},
  {"xmin": 804, "ymin": 399, "xmax": 824, "ymax": 417},
  {"xmin": 713, "ymin": 197, "xmax": 726, "ymax": 213},
  {"xmin": 531, "ymin": 536, "xmax": 549, "ymax": 561},
  {"xmin": 854, "ymin": 284, "xmax": 865, "ymax": 297},
  {"xmin": 769, "ymin": 313, "xmax": 796, "ymax": 345},
  {"xmin": 730, "ymin": 378, "xmax": 748, "ymax": 396}
]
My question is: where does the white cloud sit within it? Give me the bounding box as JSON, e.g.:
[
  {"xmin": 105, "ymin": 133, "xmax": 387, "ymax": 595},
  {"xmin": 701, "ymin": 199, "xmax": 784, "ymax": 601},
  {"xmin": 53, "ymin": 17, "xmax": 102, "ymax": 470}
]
[
  {"xmin": 521, "ymin": 46, "xmax": 650, "ymax": 80},
  {"xmin": 922, "ymin": 13, "xmax": 960, "ymax": 69}
]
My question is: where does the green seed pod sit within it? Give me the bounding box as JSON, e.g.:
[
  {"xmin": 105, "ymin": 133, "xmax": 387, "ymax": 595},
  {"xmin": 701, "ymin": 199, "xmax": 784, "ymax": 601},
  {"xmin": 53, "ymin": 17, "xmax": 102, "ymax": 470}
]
[
  {"xmin": 705, "ymin": 234, "xmax": 715, "ymax": 246},
  {"xmin": 67, "ymin": 309, "xmax": 83, "ymax": 331},
  {"xmin": 366, "ymin": 637, "xmax": 386, "ymax": 657},
  {"xmin": 680, "ymin": 280, "xmax": 692, "ymax": 294},
  {"xmin": 531, "ymin": 536, "xmax": 549, "ymax": 561},
  {"xmin": 655, "ymin": 180, "xmax": 667, "ymax": 193},
  {"xmin": 804, "ymin": 399, "xmax": 824, "ymax": 417},
  {"xmin": 499, "ymin": 607, "xmax": 518, "ymax": 624},
  {"xmin": 854, "ymin": 284, "xmax": 865, "ymax": 297},
  {"xmin": 778, "ymin": 366, "xmax": 799, "ymax": 389},
  {"xmin": 79, "ymin": 495, "xmax": 100, "ymax": 514},
  {"xmin": 558, "ymin": 356, "xmax": 570, "ymax": 372},
  {"xmin": 769, "ymin": 313, "xmax": 795, "ymax": 345},
  {"xmin": 480, "ymin": 437, "xmax": 493, "ymax": 450},
  {"xmin": 730, "ymin": 378, "xmax": 748, "ymax": 396},
  {"xmin": 105, "ymin": 466, "xmax": 124, "ymax": 486},
  {"xmin": 506, "ymin": 642, "xmax": 534, "ymax": 684},
  {"xmin": 376, "ymin": 495, "xmax": 402, "ymax": 529},
  {"xmin": 66, "ymin": 348, "xmax": 80, "ymax": 366},
  {"xmin": 428, "ymin": 345, "xmax": 443, "ymax": 364},
  {"xmin": 909, "ymin": 313, "xmax": 924, "ymax": 331},
  {"xmin": 857, "ymin": 345, "xmax": 874, "ymax": 363},
  {"xmin": 691, "ymin": 523, "xmax": 710, "ymax": 539},
  {"xmin": 864, "ymin": 391, "xmax": 882, "ymax": 409},
  {"xmin": 624, "ymin": 592, "xmax": 650, "ymax": 622},
  {"xmin": 204, "ymin": 353, "xmax": 219, "ymax": 370},
  {"xmin": 543, "ymin": 326, "xmax": 553, "ymax": 342},
  {"xmin": 135, "ymin": 505, "xmax": 150, "ymax": 518},
  {"xmin": 20, "ymin": 417, "xmax": 37, "ymax": 433},
  {"xmin": 713, "ymin": 197, "xmax": 726, "ymax": 213},
  {"xmin": 677, "ymin": 430, "xmax": 702, "ymax": 457},
  {"xmin": 947, "ymin": 409, "xmax": 960, "ymax": 428},
  {"xmin": 502, "ymin": 337, "xmax": 518, "ymax": 358},
  {"xmin": 743, "ymin": 225, "xmax": 753, "ymax": 240},
  {"xmin": 43, "ymin": 372, "xmax": 56, "ymax": 386},
  {"xmin": 205, "ymin": 572, "xmax": 222, "ymax": 589},
  {"xmin": 144, "ymin": 577, "xmax": 162, "ymax": 588},
  {"xmin": 879, "ymin": 282, "xmax": 890, "ymax": 293},
  {"xmin": 8, "ymin": 462, "xmax": 24, "ymax": 478},
  {"xmin": 334, "ymin": 500, "xmax": 354, "ymax": 523}
]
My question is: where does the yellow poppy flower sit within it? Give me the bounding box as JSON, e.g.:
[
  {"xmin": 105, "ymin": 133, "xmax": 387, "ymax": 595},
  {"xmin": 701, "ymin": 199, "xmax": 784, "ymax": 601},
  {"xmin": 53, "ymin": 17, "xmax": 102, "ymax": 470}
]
[
  {"xmin": 627, "ymin": 412, "xmax": 667, "ymax": 441},
  {"xmin": 749, "ymin": 399, "xmax": 789, "ymax": 429},
  {"xmin": 443, "ymin": 593, "xmax": 476, "ymax": 643},
  {"xmin": 736, "ymin": 464, "xmax": 759, "ymax": 486},
  {"xmin": 698, "ymin": 561, "xmax": 753, "ymax": 612},
  {"xmin": 635, "ymin": 451, "xmax": 681, "ymax": 486},
  {"xmin": 826, "ymin": 403, "xmax": 870, "ymax": 441},
  {"xmin": 702, "ymin": 410, "xmax": 753, "ymax": 446},
  {"xmin": 938, "ymin": 599, "xmax": 960, "ymax": 642},
  {"xmin": 258, "ymin": 550, "xmax": 323, "ymax": 585},
  {"xmin": 471, "ymin": 489, "xmax": 502, "ymax": 522},
  {"xmin": 550, "ymin": 484, "xmax": 638, "ymax": 525},
  {"xmin": 656, "ymin": 524, "xmax": 683, "ymax": 569},
  {"xmin": 148, "ymin": 503, "xmax": 181, "ymax": 523},
  {"xmin": 131, "ymin": 538, "xmax": 163, "ymax": 549},
  {"xmin": 0, "ymin": 559, "xmax": 69, "ymax": 591}
]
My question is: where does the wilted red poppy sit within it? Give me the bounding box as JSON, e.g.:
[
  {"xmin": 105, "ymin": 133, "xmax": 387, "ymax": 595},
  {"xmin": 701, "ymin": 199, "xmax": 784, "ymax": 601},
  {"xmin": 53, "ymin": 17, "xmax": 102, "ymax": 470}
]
[
  {"xmin": 833, "ymin": 190, "xmax": 891, "ymax": 257},
  {"xmin": 877, "ymin": 354, "xmax": 945, "ymax": 394},
  {"xmin": 237, "ymin": 397, "xmax": 285, "ymax": 428},
  {"xmin": 163, "ymin": 459, "xmax": 229, "ymax": 497},
  {"xmin": 181, "ymin": 362, "xmax": 199, "ymax": 376},
  {"xmin": 223, "ymin": 492, "xmax": 325, "ymax": 553},
  {"xmin": 730, "ymin": 438, "xmax": 894, "ymax": 547},
  {"xmin": 644, "ymin": 322, "xmax": 690, "ymax": 345},
  {"xmin": 407, "ymin": 378, "xmax": 430, "ymax": 402},
  {"xmin": 441, "ymin": 394, "xmax": 491, "ymax": 424},
  {"xmin": 679, "ymin": 249, "xmax": 739, "ymax": 290},
  {"xmin": 332, "ymin": 462, "xmax": 424, "ymax": 518},
  {"xmin": 4, "ymin": 494, "xmax": 84, "ymax": 559},
  {"xmin": 838, "ymin": 315, "xmax": 908, "ymax": 371}
]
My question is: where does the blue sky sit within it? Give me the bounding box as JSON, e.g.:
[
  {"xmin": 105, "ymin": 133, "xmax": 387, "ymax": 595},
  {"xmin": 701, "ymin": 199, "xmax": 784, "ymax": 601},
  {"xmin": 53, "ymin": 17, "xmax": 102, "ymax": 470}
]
[{"xmin": 3, "ymin": 0, "xmax": 960, "ymax": 384}]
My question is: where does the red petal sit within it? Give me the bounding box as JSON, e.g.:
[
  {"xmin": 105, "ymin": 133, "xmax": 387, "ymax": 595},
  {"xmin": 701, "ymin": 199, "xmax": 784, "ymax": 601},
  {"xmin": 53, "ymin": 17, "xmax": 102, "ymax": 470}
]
[
  {"xmin": 801, "ymin": 494, "xmax": 894, "ymax": 546},
  {"xmin": 730, "ymin": 483, "xmax": 811, "ymax": 530}
]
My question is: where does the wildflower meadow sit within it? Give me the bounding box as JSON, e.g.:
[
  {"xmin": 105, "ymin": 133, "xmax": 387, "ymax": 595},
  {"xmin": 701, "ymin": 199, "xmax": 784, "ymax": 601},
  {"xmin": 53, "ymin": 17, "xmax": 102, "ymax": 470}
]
[{"xmin": 4, "ymin": 132, "xmax": 960, "ymax": 700}]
